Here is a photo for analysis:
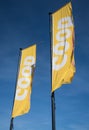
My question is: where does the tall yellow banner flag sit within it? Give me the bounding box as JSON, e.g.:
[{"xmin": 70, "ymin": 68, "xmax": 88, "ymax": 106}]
[
  {"xmin": 52, "ymin": 2, "xmax": 76, "ymax": 92},
  {"xmin": 12, "ymin": 44, "xmax": 36, "ymax": 117}
]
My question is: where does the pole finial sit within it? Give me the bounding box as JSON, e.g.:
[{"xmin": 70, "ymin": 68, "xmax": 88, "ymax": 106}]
[{"xmin": 49, "ymin": 12, "xmax": 52, "ymax": 15}]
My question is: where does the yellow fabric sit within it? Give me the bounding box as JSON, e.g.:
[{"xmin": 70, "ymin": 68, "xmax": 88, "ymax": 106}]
[
  {"xmin": 52, "ymin": 2, "xmax": 75, "ymax": 92},
  {"xmin": 12, "ymin": 44, "xmax": 36, "ymax": 117}
]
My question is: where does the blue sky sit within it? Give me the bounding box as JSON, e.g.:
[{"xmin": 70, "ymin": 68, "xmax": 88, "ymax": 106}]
[{"xmin": 0, "ymin": 0, "xmax": 89, "ymax": 130}]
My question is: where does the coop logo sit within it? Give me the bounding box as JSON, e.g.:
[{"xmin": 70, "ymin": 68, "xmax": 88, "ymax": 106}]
[
  {"xmin": 15, "ymin": 56, "xmax": 35, "ymax": 101},
  {"xmin": 53, "ymin": 16, "xmax": 73, "ymax": 70}
]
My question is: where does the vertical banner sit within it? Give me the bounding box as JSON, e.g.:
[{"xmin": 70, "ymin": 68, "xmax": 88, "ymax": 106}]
[
  {"xmin": 52, "ymin": 2, "xmax": 76, "ymax": 92},
  {"xmin": 12, "ymin": 44, "xmax": 36, "ymax": 118}
]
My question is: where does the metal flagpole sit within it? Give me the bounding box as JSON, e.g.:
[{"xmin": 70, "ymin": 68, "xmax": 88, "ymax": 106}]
[
  {"xmin": 10, "ymin": 48, "xmax": 22, "ymax": 130},
  {"xmin": 49, "ymin": 12, "xmax": 56, "ymax": 130},
  {"xmin": 51, "ymin": 92, "xmax": 56, "ymax": 130},
  {"xmin": 10, "ymin": 118, "xmax": 14, "ymax": 130}
]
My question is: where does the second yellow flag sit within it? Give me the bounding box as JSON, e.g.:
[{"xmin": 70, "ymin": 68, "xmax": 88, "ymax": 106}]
[{"xmin": 12, "ymin": 44, "xmax": 36, "ymax": 118}]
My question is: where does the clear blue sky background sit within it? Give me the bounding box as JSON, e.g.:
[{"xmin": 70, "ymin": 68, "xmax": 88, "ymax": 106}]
[{"xmin": 0, "ymin": 0, "xmax": 89, "ymax": 130}]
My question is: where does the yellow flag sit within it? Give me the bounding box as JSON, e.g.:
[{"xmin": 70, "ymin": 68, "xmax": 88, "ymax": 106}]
[
  {"xmin": 12, "ymin": 44, "xmax": 36, "ymax": 118},
  {"xmin": 52, "ymin": 2, "xmax": 76, "ymax": 92}
]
